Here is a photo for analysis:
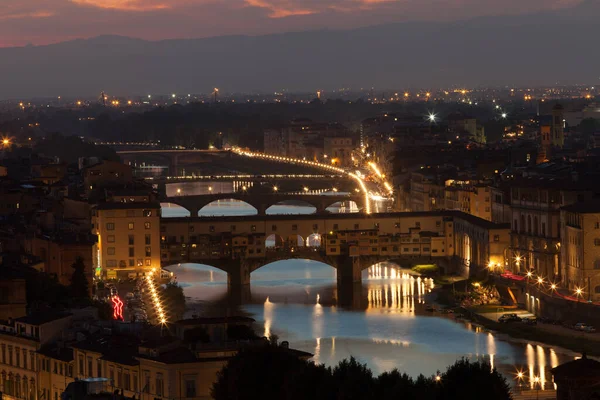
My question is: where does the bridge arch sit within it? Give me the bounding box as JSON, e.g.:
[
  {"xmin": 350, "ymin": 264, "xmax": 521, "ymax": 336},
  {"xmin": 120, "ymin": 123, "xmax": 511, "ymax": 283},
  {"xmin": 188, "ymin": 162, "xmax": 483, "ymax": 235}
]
[
  {"xmin": 325, "ymin": 200, "xmax": 360, "ymax": 213},
  {"xmin": 198, "ymin": 198, "xmax": 258, "ymax": 217},
  {"xmin": 266, "ymin": 200, "xmax": 317, "ymax": 215},
  {"xmin": 160, "ymin": 202, "xmax": 191, "ymax": 218}
]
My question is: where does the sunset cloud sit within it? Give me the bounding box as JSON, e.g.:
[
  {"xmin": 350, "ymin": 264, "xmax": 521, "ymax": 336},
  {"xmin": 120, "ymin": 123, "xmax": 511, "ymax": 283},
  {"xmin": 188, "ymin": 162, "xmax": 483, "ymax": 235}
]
[
  {"xmin": 70, "ymin": 0, "xmax": 170, "ymax": 11},
  {"xmin": 0, "ymin": 0, "xmax": 589, "ymax": 47},
  {"xmin": 0, "ymin": 11, "xmax": 55, "ymax": 20}
]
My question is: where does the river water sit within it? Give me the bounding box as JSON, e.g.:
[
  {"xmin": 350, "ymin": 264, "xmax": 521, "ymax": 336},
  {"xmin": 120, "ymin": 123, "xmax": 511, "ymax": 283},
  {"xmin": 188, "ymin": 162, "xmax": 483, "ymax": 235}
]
[{"xmin": 162, "ymin": 201, "xmax": 576, "ymax": 392}]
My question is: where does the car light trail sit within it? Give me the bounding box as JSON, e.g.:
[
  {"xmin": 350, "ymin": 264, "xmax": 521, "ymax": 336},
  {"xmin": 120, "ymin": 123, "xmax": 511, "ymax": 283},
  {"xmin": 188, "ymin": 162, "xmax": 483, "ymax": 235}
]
[
  {"xmin": 234, "ymin": 148, "xmax": 371, "ymax": 213},
  {"xmin": 146, "ymin": 269, "xmax": 167, "ymax": 324}
]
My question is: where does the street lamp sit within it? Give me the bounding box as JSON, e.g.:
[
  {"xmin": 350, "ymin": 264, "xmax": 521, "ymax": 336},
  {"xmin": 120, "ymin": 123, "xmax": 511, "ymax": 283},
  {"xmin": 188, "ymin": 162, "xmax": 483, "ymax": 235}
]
[
  {"xmin": 575, "ymin": 287, "xmax": 583, "ymax": 302},
  {"xmin": 303, "ymin": 187, "xmax": 309, "ymax": 193},
  {"xmin": 176, "ymin": 188, "xmax": 181, "ymax": 196},
  {"xmin": 273, "ymin": 186, "xmax": 278, "ymax": 192}
]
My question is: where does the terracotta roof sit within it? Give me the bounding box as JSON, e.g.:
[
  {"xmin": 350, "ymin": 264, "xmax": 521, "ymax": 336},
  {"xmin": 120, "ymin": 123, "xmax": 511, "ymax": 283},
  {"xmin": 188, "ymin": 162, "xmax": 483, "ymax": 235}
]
[{"xmin": 551, "ymin": 354, "xmax": 600, "ymax": 379}]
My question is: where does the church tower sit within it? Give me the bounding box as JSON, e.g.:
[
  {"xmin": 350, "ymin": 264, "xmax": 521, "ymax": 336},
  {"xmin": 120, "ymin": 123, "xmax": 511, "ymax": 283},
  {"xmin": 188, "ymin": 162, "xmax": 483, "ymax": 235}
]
[{"xmin": 551, "ymin": 104, "xmax": 564, "ymax": 148}]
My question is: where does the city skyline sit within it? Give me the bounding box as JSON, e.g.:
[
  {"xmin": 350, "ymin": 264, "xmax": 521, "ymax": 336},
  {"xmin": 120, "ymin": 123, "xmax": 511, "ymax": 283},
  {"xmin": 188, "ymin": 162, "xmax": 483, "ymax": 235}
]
[{"xmin": 0, "ymin": 0, "xmax": 588, "ymax": 47}]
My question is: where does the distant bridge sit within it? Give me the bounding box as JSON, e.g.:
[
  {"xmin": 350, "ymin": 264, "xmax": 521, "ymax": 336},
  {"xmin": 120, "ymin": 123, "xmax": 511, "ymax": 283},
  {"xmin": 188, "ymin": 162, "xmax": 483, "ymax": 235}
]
[{"xmin": 161, "ymin": 192, "xmax": 364, "ymax": 216}]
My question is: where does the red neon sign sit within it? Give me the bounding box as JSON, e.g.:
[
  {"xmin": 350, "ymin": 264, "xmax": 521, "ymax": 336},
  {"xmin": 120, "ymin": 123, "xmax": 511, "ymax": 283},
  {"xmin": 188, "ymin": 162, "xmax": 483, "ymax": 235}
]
[{"xmin": 112, "ymin": 295, "xmax": 124, "ymax": 321}]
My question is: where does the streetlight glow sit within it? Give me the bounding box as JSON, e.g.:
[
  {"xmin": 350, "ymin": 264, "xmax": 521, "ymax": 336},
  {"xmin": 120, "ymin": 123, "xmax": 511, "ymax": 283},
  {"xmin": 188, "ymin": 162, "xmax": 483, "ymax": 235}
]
[
  {"xmin": 428, "ymin": 113, "xmax": 437, "ymax": 123},
  {"xmin": 501, "ymin": 113, "xmax": 507, "ymax": 118},
  {"xmin": 551, "ymin": 284, "xmax": 557, "ymax": 290}
]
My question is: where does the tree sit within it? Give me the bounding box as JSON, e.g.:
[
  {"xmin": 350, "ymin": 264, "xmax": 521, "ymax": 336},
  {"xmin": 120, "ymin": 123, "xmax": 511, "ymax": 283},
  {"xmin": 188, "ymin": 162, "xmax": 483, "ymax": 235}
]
[
  {"xmin": 332, "ymin": 357, "xmax": 375, "ymax": 400},
  {"xmin": 70, "ymin": 257, "xmax": 90, "ymax": 300},
  {"xmin": 212, "ymin": 346, "xmax": 316, "ymax": 400},
  {"xmin": 226, "ymin": 324, "xmax": 259, "ymax": 341},
  {"xmin": 161, "ymin": 282, "xmax": 186, "ymax": 321},
  {"xmin": 437, "ymin": 359, "xmax": 512, "ymax": 400}
]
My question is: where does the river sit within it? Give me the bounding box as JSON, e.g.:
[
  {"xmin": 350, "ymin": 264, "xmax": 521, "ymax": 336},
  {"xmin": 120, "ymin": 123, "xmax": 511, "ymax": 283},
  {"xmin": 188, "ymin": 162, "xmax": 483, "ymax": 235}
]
[{"xmin": 161, "ymin": 201, "xmax": 576, "ymax": 392}]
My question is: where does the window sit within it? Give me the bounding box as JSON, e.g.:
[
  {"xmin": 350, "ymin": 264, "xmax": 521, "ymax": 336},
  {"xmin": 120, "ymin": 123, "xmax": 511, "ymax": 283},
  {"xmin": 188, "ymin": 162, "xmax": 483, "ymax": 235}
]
[
  {"xmin": 145, "ymin": 247, "xmax": 151, "ymax": 257},
  {"xmin": 15, "ymin": 347, "xmax": 20, "ymax": 367},
  {"xmin": 143, "ymin": 371, "xmax": 150, "ymax": 393},
  {"xmin": 129, "ymin": 247, "xmax": 135, "ymax": 257},
  {"xmin": 145, "ymin": 259, "xmax": 152, "ymax": 266},
  {"xmin": 144, "ymin": 222, "xmax": 151, "ymax": 229},
  {"xmin": 107, "ymin": 260, "xmax": 117, "ymax": 268},
  {"xmin": 436, "ymin": 221, "xmax": 441, "ymax": 228},
  {"xmin": 107, "ymin": 235, "xmax": 115, "ymax": 243},
  {"xmin": 404, "ymin": 248, "xmax": 409, "ymax": 252},
  {"xmin": 107, "ymin": 247, "xmax": 115, "ymax": 255},
  {"xmin": 330, "ymin": 248, "xmax": 336, "ymax": 252},
  {"xmin": 97, "ymin": 360, "xmax": 102, "ymax": 377},
  {"xmin": 137, "ymin": 259, "xmax": 143, "ymax": 267},
  {"xmin": 292, "ymin": 225, "xmax": 298, "ymax": 231},
  {"xmin": 231, "ymin": 225, "xmax": 236, "ymax": 232},
  {"xmin": 128, "ymin": 235, "xmax": 134, "ymax": 245},
  {"xmin": 415, "ymin": 222, "xmax": 421, "ymax": 228},
  {"xmin": 493, "ymin": 235, "xmax": 500, "ymax": 242},
  {"xmin": 87, "ymin": 357, "xmax": 93, "ymax": 377},
  {"xmin": 144, "ymin": 234, "xmax": 151, "ymax": 245},
  {"xmin": 209, "ymin": 226, "xmax": 215, "ymax": 232},
  {"xmin": 128, "ymin": 259, "xmax": 134, "ymax": 267},
  {"xmin": 394, "ymin": 223, "xmax": 400, "ymax": 228},
  {"xmin": 272, "ymin": 225, "xmax": 277, "ymax": 231},
  {"xmin": 143, "ymin": 209, "xmax": 153, "ymax": 217},
  {"xmin": 333, "ymin": 224, "xmax": 339, "ymax": 230},
  {"xmin": 124, "ymin": 370, "xmax": 131, "ymax": 391},
  {"xmin": 106, "ymin": 223, "xmax": 115, "ymax": 230},
  {"xmin": 128, "ymin": 223, "xmax": 134, "ymax": 230},
  {"xmin": 413, "ymin": 248, "xmax": 419, "ymax": 252},
  {"xmin": 354, "ymin": 224, "xmax": 359, "ymax": 229},
  {"xmin": 156, "ymin": 373, "xmax": 164, "ymax": 397},
  {"xmin": 423, "ymin": 247, "xmax": 430, "ymax": 252},
  {"xmin": 78, "ymin": 355, "xmax": 84, "ymax": 376},
  {"xmin": 374, "ymin": 223, "xmax": 379, "ymax": 229},
  {"xmin": 133, "ymin": 373, "xmax": 138, "ymax": 392},
  {"xmin": 251, "ymin": 225, "xmax": 256, "ymax": 232},
  {"xmin": 595, "ymin": 239, "xmax": 600, "ymax": 247},
  {"xmin": 185, "ymin": 379, "xmax": 197, "ymax": 398},
  {"xmin": 313, "ymin": 224, "xmax": 318, "ymax": 230}
]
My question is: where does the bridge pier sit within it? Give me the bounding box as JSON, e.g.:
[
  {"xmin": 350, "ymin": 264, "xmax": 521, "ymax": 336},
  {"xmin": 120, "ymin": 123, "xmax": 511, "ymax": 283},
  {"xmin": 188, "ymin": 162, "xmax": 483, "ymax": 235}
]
[
  {"xmin": 226, "ymin": 258, "xmax": 252, "ymax": 304},
  {"xmin": 334, "ymin": 255, "xmax": 362, "ymax": 308}
]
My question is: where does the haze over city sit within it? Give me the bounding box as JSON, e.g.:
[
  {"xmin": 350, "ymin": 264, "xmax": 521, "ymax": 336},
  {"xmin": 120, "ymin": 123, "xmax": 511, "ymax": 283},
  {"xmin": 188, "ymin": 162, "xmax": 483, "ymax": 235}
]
[{"xmin": 1, "ymin": 0, "xmax": 599, "ymax": 99}]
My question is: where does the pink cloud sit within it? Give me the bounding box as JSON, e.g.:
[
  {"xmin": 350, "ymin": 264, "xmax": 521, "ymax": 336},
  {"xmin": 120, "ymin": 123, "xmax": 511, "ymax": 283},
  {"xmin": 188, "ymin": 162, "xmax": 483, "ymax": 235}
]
[
  {"xmin": 70, "ymin": 0, "xmax": 170, "ymax": 11},
  {"xmin": 0, "ymin": 0, "xmax": 589, "ymax": 47}
]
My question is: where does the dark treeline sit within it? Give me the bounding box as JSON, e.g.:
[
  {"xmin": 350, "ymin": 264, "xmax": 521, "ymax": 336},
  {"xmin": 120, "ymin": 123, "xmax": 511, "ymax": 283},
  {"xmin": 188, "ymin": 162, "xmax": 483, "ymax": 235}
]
[{"xmin": 212, "ymin": 345, "xmax": 512, "ymax": 400}]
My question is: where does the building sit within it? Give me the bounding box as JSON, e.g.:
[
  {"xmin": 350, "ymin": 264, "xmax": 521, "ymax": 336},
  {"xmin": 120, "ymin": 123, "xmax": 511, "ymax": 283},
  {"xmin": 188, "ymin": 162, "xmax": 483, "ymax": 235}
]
[
  {"xmin": 560, "ymin": 202, "xmax": 600, "ymax": 300},
  {"xmin": 407, "ymin": 173, "xmax": 445, "ymax": 212},
  {"xmin": 24, "ymin": 233, "xmax": 96, "ymax": 291},
  {"xmin": 0, "ymin": 313, "xmax": 73, "ymax": 399},
  {"xmin": 551, "ymin": 354, "xmax": 600, "ymax": 400},
  {"xmin": 91, "ymin": 202, "xmax": 161, "ymax": 279},
  {"xmin": 508, "ymin": 177, "xmax": 594, "ymax": 281},
  {"xmin": 323, "ymin": 137, "xmax": 354, "ymax": 167},
  {"xmin": 490, "ymin": 185, "xmax": 511, "ymax": 224},
  {"xmin": 37, "ymin": 345, "xmax": 75, "ymax": 400},
  {"xmin": 82, "ymin": 161, "xmax": 134, "ymax": 192}
]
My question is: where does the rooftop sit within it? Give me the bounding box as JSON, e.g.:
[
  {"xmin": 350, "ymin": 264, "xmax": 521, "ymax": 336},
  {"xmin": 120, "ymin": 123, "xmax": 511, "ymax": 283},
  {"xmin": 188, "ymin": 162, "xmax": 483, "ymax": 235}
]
[
  {"xmin": 551, "ymin": 354, "xmax": 600, "ymax": 379},
  {"xmin": 164, "ymin": 210, "xmax": 509, "ymax": 231},
  {"xmin": 16, "ymin": 312, "xmax": 72, "ymax": 326},
  {"xmin": 175, "ymin": 316, "xmax": 255, "ymax": 326},
  {"xmin": 561, "ymin": 202, "xmax": 600, "ymax": 214},
  {"xmin": 94, "ymin": 201, "xmax": 160, "ymax": 210}
]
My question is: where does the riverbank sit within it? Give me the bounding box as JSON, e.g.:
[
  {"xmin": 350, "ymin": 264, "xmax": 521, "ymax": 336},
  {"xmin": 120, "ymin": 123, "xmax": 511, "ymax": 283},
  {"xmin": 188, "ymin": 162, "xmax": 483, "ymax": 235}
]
[{"xmin": 458, "ymin": 306, "xmax": 600, "ymax": 357}]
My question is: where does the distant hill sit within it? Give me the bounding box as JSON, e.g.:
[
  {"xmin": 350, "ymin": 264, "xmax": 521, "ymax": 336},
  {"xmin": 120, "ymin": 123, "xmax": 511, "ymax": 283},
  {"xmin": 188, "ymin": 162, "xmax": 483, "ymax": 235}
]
[{"xmin": 1, "ymin": 0, "xmax": 598, "ymax": 99}]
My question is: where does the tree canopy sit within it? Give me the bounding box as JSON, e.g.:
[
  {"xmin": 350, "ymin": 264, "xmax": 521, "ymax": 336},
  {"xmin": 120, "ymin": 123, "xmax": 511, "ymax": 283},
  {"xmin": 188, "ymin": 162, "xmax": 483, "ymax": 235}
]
[{"xmin": 212, "ymin": 347, "xmax": 512, "ymax": 400}]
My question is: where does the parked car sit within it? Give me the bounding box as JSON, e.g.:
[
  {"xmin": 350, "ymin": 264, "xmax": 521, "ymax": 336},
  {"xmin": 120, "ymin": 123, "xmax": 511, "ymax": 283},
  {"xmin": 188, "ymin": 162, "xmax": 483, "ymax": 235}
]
[
  {"xmin": 573, "ymin": 323, "xmax": 596, "ymax": 333},
  {"xmin": 521, "ymin": 317, "xmax": 537, "ymax": 325},
  {"xmin": 498, "ymin": 313, "xmax": 522, "ymax": 323}
]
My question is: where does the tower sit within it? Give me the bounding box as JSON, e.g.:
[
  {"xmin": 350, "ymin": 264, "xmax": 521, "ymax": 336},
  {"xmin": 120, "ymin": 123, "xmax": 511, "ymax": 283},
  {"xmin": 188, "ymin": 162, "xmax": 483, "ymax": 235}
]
[{"xmin": 551, "ymin": 104, "xmax": 564, "ymax": 148}]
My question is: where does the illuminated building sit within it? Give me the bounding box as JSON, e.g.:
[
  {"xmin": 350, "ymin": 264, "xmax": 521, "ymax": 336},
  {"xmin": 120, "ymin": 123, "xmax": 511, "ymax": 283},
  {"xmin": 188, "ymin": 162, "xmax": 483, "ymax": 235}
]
[
  {"xmin": 560, "ymin": 202, "xmax": 600, "ymax": 301},
  {"xmin": 91, "ymin": 202, "xmax": 161, "ymax": 279}
]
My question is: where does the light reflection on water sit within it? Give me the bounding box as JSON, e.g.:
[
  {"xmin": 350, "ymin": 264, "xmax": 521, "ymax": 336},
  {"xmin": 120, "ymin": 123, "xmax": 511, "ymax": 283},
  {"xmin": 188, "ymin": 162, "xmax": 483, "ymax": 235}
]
[{"xmin": 170, "ymin": 260, "xmax": 578, "ymax": 390}]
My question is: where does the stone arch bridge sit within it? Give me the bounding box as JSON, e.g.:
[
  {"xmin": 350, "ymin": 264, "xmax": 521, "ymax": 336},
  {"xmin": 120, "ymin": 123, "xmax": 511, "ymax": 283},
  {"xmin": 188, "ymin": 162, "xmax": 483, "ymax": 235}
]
[{"xmin": 162, "ymin": 193, "xmax": 364, "ymax": 216}]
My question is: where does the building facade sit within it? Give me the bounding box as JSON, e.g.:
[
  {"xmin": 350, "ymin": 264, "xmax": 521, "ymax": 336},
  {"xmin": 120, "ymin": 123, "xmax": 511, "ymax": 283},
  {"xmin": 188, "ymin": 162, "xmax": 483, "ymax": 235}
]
[{"xmin": 91, "ymin": 202, "xmax": 161, "ymax": 279}]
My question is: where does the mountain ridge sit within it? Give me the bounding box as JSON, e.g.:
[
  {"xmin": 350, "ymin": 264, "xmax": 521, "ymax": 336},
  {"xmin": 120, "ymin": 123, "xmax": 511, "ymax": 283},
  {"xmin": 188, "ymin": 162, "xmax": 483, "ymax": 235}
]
[{"xmin": 1, "ymin": 1, "xmax": 598, "ymax": 99}]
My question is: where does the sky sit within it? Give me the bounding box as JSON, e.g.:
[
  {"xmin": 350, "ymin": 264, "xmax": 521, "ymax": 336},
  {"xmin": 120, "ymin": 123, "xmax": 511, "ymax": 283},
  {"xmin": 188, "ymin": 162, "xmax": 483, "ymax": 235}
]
[{"xmin": 0, "ymin": 0, "xmax": 584, "ymax": 47}]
